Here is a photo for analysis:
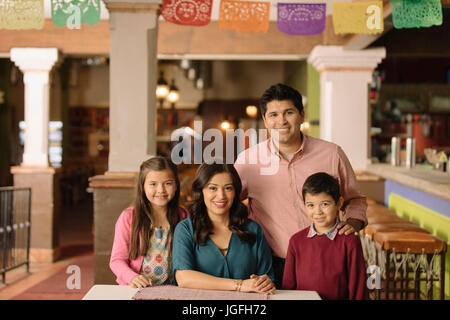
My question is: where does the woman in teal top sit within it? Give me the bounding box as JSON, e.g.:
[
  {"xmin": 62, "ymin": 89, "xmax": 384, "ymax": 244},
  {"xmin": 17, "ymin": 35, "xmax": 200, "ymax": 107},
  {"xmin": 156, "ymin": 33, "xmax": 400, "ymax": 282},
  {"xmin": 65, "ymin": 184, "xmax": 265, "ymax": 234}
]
[{"xmin": 173, "ymin": 163, "xmax": 275, "ymax": 294}]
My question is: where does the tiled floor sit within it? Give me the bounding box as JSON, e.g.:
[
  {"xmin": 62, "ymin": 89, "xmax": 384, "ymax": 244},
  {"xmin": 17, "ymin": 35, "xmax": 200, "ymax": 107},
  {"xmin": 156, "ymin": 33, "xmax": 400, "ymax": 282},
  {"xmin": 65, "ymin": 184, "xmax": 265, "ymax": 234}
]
[{"xmin": 0, "ymin": 196, "xmax": 94, "ymax": 300}]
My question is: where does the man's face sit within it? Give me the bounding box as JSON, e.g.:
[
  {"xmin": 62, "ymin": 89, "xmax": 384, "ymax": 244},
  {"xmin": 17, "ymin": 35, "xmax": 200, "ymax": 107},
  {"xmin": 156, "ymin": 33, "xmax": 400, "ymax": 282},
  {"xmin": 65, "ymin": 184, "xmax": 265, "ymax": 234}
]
[{"xmin": 262, "ymin": 99, "xmax": 304, "ymax": 146}]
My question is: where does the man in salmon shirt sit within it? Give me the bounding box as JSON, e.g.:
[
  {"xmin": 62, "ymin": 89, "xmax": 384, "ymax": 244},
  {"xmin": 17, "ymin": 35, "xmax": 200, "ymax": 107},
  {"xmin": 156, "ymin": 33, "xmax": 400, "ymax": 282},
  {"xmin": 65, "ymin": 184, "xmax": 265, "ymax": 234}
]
[{"xmin": 234, "ymin": 83, "xmax": 367, "ymax": 289}]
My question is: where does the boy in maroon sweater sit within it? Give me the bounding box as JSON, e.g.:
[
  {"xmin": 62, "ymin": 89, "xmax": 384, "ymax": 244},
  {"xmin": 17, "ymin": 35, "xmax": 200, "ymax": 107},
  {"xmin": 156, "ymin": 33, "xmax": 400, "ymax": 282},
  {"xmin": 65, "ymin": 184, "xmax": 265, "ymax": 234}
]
[{"xmin": 282, "ymin": 172, "xmax": 368, "ymax": 300}]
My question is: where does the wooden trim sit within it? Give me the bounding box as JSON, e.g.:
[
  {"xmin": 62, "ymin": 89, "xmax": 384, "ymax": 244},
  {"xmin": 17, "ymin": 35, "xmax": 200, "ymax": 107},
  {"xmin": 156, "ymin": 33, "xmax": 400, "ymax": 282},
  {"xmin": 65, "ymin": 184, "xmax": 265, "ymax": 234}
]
[
  {"xmin": 319, "ymin": 67, "xmax": 374, "ymax": 73},
  {"xmin": 89, "ymin": 173, "xmax": 137, "ymax": 189},
  {"xmin": 10, "ymin": 165, "xmax": 60, "ymax": 175},
  {"xmin": 29, "ymin": 248, "xmax": 61, "ymax": 263},
  {"xmin": 105, "ymin": 2, "xmax": 160, "ymax": 14}
]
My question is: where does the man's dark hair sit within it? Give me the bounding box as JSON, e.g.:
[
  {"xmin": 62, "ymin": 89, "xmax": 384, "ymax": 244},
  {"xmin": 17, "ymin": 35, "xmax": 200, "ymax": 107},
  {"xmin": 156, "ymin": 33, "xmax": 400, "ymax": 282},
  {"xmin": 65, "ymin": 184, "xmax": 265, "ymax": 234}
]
[
  {"xmin": 302, "ymin": 172, "xmax": 341, "ymax": 204},
  {"xmin": 260, "ymin": 83, "xmax": 304, "ymax": 117}
]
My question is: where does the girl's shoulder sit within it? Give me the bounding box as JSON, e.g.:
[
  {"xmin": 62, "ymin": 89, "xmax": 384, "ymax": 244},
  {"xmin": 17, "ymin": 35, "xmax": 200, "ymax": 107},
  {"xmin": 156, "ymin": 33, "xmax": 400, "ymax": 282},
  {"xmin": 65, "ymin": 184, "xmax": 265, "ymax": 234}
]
[{"xmin": 118, "ymin": 206, "xmax": 135, "ymax": 221}]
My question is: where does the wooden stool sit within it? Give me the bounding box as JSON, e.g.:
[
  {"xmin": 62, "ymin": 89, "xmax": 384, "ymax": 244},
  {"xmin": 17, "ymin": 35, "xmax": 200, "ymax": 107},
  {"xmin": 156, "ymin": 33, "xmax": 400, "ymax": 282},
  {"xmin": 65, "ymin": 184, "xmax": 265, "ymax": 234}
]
[
  {"xmin": 361, "ymin": 222, "xmax": 430, "ymax": 293},
  {"xmin": 366, "ymin": 207, "xmax": 396, "ymax": 216},
  {"xmin": 364, "ymin": 223, "xmax": 430, "ymax": 238},
  {"xmin": 372, "ymin": 231, "xmax": 446, "ymax": 300},
  {"xmin": 367, "ymin": 214, "xmax": 414, "ymax": 225},
  {"xmin": 366, "ymin": 204, "xmax": 395, "ymax": 214}
]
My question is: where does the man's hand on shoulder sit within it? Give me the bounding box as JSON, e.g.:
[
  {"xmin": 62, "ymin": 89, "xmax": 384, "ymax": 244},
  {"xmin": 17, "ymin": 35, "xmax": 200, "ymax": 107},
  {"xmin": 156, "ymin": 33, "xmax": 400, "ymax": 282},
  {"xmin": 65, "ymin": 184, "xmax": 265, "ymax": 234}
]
[{"xmin": 337, "ymin": 218, "xmax": 364, "ymax": 236}]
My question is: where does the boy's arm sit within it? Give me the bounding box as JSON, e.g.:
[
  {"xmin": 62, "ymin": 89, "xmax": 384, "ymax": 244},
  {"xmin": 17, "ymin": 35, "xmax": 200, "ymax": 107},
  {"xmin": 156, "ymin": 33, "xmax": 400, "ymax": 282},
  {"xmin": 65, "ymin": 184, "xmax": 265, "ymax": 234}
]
[
  {"xmin": 281, "ymin": 239, "xmax": 297, "ymax": 290},
  {"xmin": 347, "ymin": 235, "xmax": 369, "ymax": 300}
]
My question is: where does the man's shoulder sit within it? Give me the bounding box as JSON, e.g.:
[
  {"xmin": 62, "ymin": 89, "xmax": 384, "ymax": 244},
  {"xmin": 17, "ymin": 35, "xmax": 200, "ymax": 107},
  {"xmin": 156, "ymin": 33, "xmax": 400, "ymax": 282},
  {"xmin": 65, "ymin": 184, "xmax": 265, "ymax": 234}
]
[
  {"xmin": 305, "ymin": 135, "xmax": 339, "ymax": 151},
  {"xmin": 236, "ymin": 140, "xmax": 270, "ymax": 157},
  {"xmin": 235, "ymin": 139, "xmax": 271, "ymax": 166}
]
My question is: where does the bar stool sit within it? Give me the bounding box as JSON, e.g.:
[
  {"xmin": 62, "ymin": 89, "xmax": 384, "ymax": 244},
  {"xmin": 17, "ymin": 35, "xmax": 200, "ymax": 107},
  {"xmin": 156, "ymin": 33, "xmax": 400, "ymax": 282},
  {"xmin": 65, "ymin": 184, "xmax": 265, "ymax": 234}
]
[
  {"xmin": 366, "ymin": 209, "xmax": 398, "ymax": 219},
  {"xmin": 367, "ymin": 214, "xmax": 415, "ymax": 225},
  {"xmin": 361, "ymin": 220, "xmax": 427, "ymax": 290},
  {"xmin": 372, "ymin": 231, "xmax": 446, "ymax": 300},
  {"xmin": 364, "ymin": 223, "xmax": 430, "ymax": 239}
]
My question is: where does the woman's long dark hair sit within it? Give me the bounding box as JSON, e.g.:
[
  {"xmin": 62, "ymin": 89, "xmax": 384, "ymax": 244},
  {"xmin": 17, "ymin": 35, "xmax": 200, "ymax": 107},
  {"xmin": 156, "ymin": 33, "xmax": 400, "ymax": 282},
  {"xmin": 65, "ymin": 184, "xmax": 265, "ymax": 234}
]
[
  {"xmin": 189, "ymin": 163, "xmax": 256, "ymax": 246},
  {"xmin": 128, "ymin": 156, "xmax": 181, "ymax": 261}
]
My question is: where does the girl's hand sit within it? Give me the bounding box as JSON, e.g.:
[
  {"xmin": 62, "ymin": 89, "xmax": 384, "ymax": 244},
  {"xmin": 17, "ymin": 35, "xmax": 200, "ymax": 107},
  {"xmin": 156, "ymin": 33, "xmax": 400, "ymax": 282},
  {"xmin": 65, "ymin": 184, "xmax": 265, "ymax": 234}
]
[
  {"xmin": 130, "ymin": 275, "xmax": 151, "ymax": 288},
  {"xmin": 250, "ymin": 274, "xmax": 276, "ymax": 295}
]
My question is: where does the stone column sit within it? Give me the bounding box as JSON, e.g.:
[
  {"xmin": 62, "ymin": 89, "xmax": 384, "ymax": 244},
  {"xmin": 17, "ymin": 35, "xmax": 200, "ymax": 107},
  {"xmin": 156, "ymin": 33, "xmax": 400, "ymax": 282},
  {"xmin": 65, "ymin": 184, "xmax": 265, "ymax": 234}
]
[
  {"xmin": 10, "ymin": 48, "xmax": 59, "ymax": 166},
  {"xmin": 105, "ymin": 0, "xmax": 159, "ymax": 172},
  {"xmin": 9, "ymin": 48, "xmax": 61, "ymax": 263},
  {"xmin": 308, "ymin": 46, "xmax": 386, "ymax": 170},
  {"xmin": 90, "ymin": 0, "xmax": 160, "ymax": 284}
]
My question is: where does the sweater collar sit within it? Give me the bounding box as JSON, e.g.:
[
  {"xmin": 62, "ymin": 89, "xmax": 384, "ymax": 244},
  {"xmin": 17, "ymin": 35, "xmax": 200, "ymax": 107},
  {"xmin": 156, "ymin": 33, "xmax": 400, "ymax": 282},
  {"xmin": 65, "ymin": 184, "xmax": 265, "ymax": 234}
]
[{"xmin": 307, "ymin": 219, "xmax": 339, "ymax": 240}]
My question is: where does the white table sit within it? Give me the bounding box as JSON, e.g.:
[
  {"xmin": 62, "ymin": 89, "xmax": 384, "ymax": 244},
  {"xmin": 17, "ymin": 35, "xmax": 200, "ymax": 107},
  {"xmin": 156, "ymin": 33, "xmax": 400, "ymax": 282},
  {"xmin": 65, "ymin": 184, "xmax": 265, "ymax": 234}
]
[{"xmin": 82, "ymin": 285, "xmax": 321, "ymax": 300}]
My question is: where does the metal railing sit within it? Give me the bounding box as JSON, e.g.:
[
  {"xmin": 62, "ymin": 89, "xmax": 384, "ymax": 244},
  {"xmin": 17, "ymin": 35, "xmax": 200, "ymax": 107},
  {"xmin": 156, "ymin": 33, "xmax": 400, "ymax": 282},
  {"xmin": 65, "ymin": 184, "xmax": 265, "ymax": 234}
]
[{"xmin": 0, "ymin": 187, "xmax": 31, "ymax": 284}]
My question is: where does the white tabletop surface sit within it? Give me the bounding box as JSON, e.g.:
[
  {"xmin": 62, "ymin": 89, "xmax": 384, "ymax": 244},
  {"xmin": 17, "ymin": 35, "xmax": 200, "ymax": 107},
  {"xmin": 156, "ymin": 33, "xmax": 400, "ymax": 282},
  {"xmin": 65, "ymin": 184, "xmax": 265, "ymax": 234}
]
[{"xmin": 82, "ymin": 285, "xmax": 321, "ymax": 300}]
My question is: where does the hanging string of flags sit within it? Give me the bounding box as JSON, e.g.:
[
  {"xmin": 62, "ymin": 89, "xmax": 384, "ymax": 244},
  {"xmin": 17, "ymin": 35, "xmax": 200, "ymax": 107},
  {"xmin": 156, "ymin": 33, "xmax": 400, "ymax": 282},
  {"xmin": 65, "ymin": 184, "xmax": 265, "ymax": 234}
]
[
  {"xmin": 0, "ymin": 0, "xmax": 45, "ymax": 30},
  {"xmin": 51, "ymin": 0, "xmax": 101, "ymax": 29},
  {"xmin": 0, "ymin": 0, "xmax": 443, "ymax": 32},
  {"xmin": 161, "ymin": 0, "xmax": 213, "ymax": 26}
]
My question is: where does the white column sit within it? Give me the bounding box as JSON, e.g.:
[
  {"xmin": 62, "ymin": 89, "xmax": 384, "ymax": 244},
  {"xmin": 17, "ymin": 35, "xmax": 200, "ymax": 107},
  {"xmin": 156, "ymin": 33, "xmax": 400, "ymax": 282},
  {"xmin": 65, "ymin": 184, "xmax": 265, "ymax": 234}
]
[
  {"xmin": 10, "ymin": 48, "xmax": 59, "ymax": 167},
  {"xmin": 104, "ymin": 0, "xmax": 160, "ymax": 172},
  {"xmin": 308, "ymin": 46, "xmax": 386, "ymax": 170}
]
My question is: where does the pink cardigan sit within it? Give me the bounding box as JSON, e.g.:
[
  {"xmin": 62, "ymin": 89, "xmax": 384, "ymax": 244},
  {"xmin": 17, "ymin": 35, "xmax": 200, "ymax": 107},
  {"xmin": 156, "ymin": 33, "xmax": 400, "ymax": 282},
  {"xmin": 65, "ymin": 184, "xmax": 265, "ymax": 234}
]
[{"xmin": 109, "ymin": 206, "xmax": 189, "ymax": 285}]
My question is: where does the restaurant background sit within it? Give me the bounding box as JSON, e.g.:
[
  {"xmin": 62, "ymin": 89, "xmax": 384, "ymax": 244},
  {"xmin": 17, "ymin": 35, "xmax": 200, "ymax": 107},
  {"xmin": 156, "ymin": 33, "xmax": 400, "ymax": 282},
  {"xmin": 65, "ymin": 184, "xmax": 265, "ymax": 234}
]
[{"xmin": 0, "ymin": 0, "xmax": 449, "ymax": 300}]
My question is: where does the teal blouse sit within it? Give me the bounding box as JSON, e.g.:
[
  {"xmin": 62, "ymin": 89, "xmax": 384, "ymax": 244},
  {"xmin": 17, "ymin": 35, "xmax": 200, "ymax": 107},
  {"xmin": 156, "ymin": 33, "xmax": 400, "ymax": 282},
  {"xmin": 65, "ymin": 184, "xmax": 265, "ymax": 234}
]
[{"xmin": 172, "ymin": 217, "xmax": 275, "ymax": 282}]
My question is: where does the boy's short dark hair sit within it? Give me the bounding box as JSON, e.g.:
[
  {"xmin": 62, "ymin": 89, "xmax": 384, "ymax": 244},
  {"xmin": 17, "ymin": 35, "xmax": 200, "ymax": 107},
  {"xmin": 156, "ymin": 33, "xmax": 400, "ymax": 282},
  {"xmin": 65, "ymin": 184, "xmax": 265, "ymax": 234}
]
[
  {"xmin": 302, "ymin": 172, "xmax": 341, "ymax": 204},
  {"xmin": 260, "ymin": 83, "xmax": 304, "ymax": 117}
]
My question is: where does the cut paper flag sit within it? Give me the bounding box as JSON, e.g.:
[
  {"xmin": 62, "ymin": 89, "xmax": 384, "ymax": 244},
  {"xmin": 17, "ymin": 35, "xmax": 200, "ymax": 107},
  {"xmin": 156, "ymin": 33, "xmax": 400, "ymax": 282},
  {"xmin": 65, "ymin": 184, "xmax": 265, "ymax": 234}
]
[
  {"xmin": 51, "ymin": 0, "xmax": 101, "ymax": 29},
  {"xmin": 162, "ymin": 0, "xmax": 212, "ymax": 26},
  {"xmin": 0, "ymin": 0, "xmax": 44, "ymax": 30},
  {"xmin": 219, "ymin": 0, "xmax": 270, "ymax": 33},
  {"xmin": 277, "ymin": 3, "xmax": 326, "ymax": 35},
  {"xmin": 332, "ymin": 1, "xmax": 383, "ymax": 34},
  {"xmin": 391, "ymin": 0, "xmax": 443, "ymax": 29}
]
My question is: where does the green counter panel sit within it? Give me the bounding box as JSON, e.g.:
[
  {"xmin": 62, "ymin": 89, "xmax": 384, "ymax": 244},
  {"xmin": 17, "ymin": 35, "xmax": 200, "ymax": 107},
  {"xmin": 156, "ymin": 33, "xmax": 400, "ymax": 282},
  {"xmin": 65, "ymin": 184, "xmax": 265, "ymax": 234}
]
[{"xmin": 389, "ymin": 193, "xmax": 450, "ymax": 299}]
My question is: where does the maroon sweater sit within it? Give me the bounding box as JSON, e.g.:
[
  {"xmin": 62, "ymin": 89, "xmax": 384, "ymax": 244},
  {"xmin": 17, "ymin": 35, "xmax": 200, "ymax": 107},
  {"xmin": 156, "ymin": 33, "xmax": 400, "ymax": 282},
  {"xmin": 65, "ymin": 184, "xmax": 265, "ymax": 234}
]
[{"xmin": 282, "ymin": 226, "xmax": 368, "ymax": 300}]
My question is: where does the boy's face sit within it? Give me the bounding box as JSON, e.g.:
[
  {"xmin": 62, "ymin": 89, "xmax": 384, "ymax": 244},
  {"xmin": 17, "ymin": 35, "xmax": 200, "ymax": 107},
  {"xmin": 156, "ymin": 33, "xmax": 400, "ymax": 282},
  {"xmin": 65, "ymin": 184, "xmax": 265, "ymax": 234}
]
[{"xmin": 304, "ymin": 192, "xmax": 343, "ymax": 234}]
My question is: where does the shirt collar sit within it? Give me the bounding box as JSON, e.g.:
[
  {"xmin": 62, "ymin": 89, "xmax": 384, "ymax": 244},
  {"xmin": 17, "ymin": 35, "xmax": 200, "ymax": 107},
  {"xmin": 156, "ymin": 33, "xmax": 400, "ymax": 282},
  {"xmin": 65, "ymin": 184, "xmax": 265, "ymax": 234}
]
[
  {"xmin": 268, "ymin": 132, "xmax": 306, "ymax": 158},
  {"xmin": 307, "ymin": 218, "xmax": 339, "ymax": 240}
]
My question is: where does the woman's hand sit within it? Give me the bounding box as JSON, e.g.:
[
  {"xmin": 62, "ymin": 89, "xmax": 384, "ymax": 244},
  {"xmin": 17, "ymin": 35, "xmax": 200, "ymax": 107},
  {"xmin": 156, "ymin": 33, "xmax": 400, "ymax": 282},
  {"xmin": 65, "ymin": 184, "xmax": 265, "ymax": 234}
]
[
  {"xmin": 250, "ymin": 274, "xmax": 276, "ymax": 294},
  {"xmin": 240, "ymin": 275, "xmax": 276, "ymax": 294},
  {"xmin": 130, "ymin": 275, "xmax": 151, "ymax": 288}
]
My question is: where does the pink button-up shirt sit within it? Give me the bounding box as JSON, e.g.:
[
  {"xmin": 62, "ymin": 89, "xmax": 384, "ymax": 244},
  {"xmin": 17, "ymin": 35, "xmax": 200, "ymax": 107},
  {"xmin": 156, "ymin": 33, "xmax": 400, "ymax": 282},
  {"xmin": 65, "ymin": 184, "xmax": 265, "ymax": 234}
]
[{"xmin": 234, "ymin": 134, "xmax": 367, "ymax": 259}]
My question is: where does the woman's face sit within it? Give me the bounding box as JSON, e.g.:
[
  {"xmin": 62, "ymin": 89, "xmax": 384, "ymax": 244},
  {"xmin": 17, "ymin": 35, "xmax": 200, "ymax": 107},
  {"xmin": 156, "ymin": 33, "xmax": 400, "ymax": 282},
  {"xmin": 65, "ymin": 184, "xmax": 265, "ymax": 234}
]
[
  {"xmin": 144, "ymin": 169, "xmax": 177, "ymax": 209},
  {"xmin": 202, "ymin": 172, "xmax": 235, "ymax": 218}
]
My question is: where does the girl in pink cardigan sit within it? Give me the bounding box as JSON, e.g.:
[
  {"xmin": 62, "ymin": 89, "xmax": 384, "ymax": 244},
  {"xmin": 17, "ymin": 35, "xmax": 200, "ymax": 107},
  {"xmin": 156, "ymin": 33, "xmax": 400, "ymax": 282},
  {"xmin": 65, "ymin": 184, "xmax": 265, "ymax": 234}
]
[{"xmin": 110, "ymin": 156, "xmax": 188, "ymax": 287}]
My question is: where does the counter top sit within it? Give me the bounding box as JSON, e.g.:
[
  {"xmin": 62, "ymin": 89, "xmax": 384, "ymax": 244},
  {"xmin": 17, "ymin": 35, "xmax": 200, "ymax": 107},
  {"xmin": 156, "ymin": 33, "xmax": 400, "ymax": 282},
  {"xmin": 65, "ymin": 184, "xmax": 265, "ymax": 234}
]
[
  {"xmin": 364, "ymin": 163, "xmax": 450, "ymax": 202},
  {"xmin": 82, "ymin": 285, "xmax": 321, "ymax": 300}
]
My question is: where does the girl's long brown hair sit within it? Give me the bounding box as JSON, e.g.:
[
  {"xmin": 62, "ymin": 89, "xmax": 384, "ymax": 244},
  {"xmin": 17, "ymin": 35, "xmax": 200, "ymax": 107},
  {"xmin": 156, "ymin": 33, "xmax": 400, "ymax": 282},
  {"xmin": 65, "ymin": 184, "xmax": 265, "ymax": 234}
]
[
  {"xmin": 189, "ymin": 163, "xmax": 256, "ymax": 246},
  {"xmin": 128, "ymin": 156, "xmax": 181, "ymax": 261}
]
